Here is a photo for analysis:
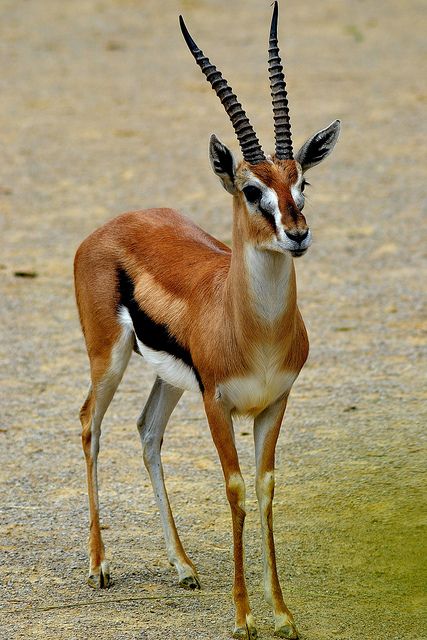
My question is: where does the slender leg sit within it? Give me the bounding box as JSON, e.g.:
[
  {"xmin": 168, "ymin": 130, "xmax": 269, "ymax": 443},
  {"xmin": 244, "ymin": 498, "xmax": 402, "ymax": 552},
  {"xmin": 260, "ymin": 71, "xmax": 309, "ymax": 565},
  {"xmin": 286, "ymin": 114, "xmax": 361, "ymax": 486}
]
[
  {"xmin": 203, "ymin": 392, "xmax": 257, "ymax": 640},
  {"xmin": 253, "ymin": 395, "xmax": 298, "ymax": 639},
  {"xmin": 80, "ymin": 327, "xmax": 133, "ymax": 588},
  {"xmin": 137, "ymin": 376, "xmax": 200, "ymax": 589}
]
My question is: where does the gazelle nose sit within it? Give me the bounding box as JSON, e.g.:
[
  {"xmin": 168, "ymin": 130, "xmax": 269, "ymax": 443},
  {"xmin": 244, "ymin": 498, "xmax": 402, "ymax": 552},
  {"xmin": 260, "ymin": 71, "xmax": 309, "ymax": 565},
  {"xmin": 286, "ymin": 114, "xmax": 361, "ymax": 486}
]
[{"xmin": 285, "ymin": 229, "xmax": 309, "ymax": 244}]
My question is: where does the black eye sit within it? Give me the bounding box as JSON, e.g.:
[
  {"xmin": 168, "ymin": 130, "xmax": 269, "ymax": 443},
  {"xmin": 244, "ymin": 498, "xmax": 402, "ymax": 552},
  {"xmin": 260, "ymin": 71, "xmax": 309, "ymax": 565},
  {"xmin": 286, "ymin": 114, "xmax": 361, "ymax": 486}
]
[
  {"xmin": 300, "ymin": 180, "xmax": 310, "ymax": 193},
  {"xmin": 243, "ymin": 185, "xmax": 262, "ymax": 203}
]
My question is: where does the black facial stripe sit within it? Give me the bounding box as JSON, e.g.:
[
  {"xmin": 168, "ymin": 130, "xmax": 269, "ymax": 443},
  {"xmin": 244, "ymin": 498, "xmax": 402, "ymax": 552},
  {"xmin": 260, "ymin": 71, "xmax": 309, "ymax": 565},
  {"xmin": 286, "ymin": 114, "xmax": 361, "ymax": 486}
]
[
  {"xmin": 117, "ymin": 268, "xmax": 204, "ymax": 393},
  {"xmin": 259, "ymin": 204, "xmax": 277, "ymax": 233}
]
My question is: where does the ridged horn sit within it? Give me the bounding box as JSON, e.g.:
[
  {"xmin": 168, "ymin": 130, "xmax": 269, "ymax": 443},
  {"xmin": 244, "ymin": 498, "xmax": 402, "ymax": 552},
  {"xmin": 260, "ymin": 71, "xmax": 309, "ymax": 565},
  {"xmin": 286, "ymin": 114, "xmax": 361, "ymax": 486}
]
[
  {"xmin": 269, "ymin": 1, "xmax": 293, "ymax": 159},
  {"xmin": 179, "ymin": 15, "xmax": 266, "ymax": 165}
]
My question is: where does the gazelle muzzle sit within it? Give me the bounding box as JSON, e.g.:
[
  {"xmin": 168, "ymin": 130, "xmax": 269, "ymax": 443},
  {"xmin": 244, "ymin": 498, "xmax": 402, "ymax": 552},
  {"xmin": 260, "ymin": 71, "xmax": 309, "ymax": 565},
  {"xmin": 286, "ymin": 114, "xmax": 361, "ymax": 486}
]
[{"xmin": 282, "ymin": 228, "xmax": 312, "ymax": 257}]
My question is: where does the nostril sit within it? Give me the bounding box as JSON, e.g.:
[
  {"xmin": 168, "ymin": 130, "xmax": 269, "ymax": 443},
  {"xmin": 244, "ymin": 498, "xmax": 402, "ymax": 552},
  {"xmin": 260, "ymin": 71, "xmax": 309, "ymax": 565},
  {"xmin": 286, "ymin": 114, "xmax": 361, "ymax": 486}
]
[{"xmin": 285, "ymin": 230, "xmax": 309, "ymax": 243}]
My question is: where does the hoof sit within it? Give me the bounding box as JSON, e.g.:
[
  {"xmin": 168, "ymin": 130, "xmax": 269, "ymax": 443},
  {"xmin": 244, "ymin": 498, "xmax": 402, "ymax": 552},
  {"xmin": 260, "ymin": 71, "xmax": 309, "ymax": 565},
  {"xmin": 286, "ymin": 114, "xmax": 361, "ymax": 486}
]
[
  {"xmin": 232, "ymin": 628, "xmax": 258, "ymax": 640},
  {"xmin": 179, "ymin": 575, "xmax": 201, "ymax": 590},
  {"xmin": 247, "ymin": 626, "xmax": 258, "ymax": 640},
  {"xmin": 88, "ymin": 560, "xmax": 111, "ymax": 589},
  {"xmin": 274, "ymin": 623, "xmax": 298, "ymax": 639},
  {"xmin": 233, "ymin": 621, "xmax": 258, "ymax": 639}
]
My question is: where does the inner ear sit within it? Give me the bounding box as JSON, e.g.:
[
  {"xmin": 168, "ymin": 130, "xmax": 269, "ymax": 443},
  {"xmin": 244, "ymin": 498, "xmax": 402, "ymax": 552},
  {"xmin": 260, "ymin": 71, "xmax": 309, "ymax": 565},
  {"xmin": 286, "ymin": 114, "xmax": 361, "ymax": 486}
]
[
  {"xmin": 209, "ymin": 134, "xmax": 237, "ymax": 194},
  {"xmin": 296, "ymin": 119, "xmax": 341, "ymax": 172}
]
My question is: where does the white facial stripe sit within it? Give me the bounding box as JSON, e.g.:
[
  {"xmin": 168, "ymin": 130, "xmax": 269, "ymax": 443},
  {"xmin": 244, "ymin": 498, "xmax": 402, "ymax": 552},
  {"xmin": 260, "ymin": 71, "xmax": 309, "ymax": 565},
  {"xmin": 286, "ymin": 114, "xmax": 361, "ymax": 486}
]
[
  {"xmin": 261, "ymin": 186, "xmax": 286, "ymax": 236},
  {"xmin": 243, "ymin": 165, "xmax": 304, "ymax": 212},
  {"xmin": 242, "ymin": 174, "xmax": 282, "ymax": 233},
  {"xmin": 261, "ymin": 187, "xmax": 279, "ymax": 215},
  {"xmin": 241, "ymin": 167, "xmax": 311, "ymax": 255},
  {"xmin": 290, "ymin": 163, "xmax": 305, "ymax": 210}
]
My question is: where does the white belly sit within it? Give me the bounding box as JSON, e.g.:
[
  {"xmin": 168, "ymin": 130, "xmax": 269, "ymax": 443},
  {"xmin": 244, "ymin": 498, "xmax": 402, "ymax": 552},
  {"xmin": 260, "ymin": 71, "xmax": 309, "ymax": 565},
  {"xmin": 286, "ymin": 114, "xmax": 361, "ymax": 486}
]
[
  {"xmin": 117, "ymin": 305, "xmax": 199, "ymax": 392},
  {"xmin": 136, "ymin": 340, "xmax": 199, "ymax": 392}
]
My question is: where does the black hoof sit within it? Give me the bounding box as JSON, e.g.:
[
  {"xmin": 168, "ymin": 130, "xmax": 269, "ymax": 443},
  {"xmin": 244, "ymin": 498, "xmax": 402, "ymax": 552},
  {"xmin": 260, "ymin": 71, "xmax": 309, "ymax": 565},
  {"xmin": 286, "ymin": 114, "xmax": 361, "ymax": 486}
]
[
  {"xmin": 274, "ymin": 624, "xmax": 298, "ymax": 639},
  {"xmin": 88, "ymin": 562, "xmax": 111, "ymax": 589},
  {"xmin": 233, "ymin": 627, "xmax": 258, "ymax": 639},
  {"xmin": 179, "ymin": 575, "xmax": 201, "ymax": 590}
]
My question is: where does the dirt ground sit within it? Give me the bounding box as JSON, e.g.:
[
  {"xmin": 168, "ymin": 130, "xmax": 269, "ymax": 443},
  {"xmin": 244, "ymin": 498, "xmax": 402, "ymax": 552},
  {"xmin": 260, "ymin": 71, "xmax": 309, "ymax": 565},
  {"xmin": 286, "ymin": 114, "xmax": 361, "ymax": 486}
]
[{"xmin": 0, "ymin": 0, "xmax": 426, "ymax": 638}]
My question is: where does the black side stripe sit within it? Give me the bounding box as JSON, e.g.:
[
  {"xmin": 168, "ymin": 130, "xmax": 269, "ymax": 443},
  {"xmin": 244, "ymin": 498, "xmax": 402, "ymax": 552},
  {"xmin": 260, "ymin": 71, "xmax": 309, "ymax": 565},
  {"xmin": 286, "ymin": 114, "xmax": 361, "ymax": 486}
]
[{"xmin": 117, "ymin": 268, "xmax": 204, "ymax": 393}]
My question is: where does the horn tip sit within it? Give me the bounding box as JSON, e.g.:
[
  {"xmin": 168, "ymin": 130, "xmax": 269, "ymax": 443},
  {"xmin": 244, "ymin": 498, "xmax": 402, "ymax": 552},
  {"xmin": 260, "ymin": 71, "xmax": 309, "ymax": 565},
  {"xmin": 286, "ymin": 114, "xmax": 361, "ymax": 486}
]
[
  {"xmin": 179, "ymin": 14, "xmax": 197, "ymax": 52},
  {"xmin": 270, "ymin": 1, "xmax": 279, "ymax": 38}
]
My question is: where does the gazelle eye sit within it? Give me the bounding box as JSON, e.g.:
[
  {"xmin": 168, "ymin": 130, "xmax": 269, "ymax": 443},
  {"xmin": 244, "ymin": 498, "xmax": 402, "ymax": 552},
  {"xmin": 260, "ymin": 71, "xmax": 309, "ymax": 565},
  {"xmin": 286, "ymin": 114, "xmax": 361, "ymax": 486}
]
[
  {"xmin": 243, "ymin": 185, "xmax": 262, "ymax": 203},
  {"xmin": 300, "ymin": 180, "xmax": 310, "ymax": 193}
]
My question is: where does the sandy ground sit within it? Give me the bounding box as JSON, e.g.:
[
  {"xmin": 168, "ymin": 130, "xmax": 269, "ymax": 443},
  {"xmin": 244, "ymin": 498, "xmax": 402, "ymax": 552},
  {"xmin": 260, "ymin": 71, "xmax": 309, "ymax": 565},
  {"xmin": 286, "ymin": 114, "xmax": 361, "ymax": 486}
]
[{"xmin": 0, "ymin": 1, "xmax": 426, "ymax": 638}]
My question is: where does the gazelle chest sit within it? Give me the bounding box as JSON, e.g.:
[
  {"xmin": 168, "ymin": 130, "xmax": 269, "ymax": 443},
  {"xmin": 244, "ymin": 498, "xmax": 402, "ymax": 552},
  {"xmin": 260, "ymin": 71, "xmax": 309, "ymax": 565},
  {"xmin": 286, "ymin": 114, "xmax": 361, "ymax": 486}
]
[
  {"xmin": 217, "ymin": 343, "xmax": 298, "ymax": 416},
  {"xmin": 244, "ymin": 245, "xmax": 293, "ymax": 325}
]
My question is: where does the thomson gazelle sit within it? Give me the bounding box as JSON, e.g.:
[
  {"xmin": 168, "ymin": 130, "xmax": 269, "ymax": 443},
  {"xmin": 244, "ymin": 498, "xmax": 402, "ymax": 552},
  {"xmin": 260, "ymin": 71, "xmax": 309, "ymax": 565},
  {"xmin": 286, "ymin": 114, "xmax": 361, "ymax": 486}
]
[{"xmin": 74, "ymin": 3, "xmax": 340, "ymax": 638}]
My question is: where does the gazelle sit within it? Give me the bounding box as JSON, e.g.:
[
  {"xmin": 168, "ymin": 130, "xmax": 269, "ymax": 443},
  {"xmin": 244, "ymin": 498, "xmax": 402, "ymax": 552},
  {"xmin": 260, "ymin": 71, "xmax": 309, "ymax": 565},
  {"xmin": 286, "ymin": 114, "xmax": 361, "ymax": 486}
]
[{"xmin": 74, "ymin": 3, "xmax": 340, "ymax": 639}]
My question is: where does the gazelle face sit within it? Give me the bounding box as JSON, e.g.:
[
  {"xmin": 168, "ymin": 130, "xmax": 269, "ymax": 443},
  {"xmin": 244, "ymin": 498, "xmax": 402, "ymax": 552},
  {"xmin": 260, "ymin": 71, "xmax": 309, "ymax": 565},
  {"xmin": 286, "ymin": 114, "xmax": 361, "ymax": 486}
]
[
  {"xmin": 236, "ymin": 158, "xmax": 311, "ymax": 258},
  {"xmin": 209, "ymin": 120, "xmax": 341, "ymax": 258},
  {"xmin": 182, "ymin": 2, "xmax": 341, "ymax": 260}
]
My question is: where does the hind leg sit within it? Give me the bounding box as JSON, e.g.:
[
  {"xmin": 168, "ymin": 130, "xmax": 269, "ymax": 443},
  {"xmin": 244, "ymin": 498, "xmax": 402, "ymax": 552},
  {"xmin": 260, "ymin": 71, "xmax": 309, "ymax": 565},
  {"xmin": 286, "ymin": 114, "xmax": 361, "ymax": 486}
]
[
  {"xmin": 137, "ymin": 376, "xmax": 200, "ymax": 589},
  {"xmin": 80, "ymin": 326, "xmax": 133, "ymax": 588}
]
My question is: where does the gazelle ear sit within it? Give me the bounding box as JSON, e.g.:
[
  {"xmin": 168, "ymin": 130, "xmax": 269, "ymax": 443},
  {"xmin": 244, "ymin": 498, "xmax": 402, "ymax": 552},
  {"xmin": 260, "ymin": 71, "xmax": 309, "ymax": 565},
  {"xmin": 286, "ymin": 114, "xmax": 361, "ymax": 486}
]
[
  {"xmin": 209, "ymin": 134, "xmax": 237, "ymax": 194},
  {"xmin": 296, "ymin": 119, "xmax": 341, "ymax": 172}
]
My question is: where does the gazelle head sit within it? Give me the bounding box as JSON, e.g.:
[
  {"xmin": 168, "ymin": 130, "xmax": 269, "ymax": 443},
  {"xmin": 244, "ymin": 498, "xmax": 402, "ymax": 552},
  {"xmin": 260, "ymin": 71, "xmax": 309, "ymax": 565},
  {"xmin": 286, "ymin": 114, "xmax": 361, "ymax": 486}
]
[{"xmin": 180, "ymin": 2, "xmax": 341, "ymax": 258}]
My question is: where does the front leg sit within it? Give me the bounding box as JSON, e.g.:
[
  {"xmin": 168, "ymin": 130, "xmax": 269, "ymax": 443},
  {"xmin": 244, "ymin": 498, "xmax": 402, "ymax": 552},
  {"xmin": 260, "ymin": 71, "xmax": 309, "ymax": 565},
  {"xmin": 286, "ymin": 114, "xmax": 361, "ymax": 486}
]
[
  {"xmin": 203, "ymin": 392, "xmax": 257, "ymax": 640},
  {"xmin": 254, "ymin": 395, "xmax": 298, "ymax": 639}
]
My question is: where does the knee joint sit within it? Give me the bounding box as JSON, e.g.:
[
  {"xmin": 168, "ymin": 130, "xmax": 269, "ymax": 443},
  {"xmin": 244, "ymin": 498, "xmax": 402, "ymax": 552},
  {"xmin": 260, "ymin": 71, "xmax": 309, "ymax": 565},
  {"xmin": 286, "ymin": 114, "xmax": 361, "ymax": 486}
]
[
  {"xmin": 226, "ymin": 473, "xmax": 246, "ymax": 509},
  {"xmin": 256, "ymin": 471, "xmax": 275, "ymax": 498},
  {"xmin": 142, "ymin": 433, "xmax": 162, "ymax": 467}
]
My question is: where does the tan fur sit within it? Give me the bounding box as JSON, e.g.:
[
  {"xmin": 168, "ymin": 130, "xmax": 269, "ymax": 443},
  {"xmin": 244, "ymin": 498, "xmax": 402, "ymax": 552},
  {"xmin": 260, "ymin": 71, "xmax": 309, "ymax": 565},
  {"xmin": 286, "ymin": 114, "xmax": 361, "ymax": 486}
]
[
  {"xmin": 133, "ymin": 271, "xmax": 188, "ymax": 334},
  {"xmin": 74, "ymin": 157, "xmax": 309, "ymax": 638}
]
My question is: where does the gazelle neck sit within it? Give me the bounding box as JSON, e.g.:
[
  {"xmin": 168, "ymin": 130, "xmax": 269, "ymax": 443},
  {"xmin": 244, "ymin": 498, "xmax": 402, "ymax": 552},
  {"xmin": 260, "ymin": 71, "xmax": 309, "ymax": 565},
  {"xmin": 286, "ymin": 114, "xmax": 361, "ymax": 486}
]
[{"xmin": 226, "ymin": 197, "xmax": 297, "ymax": 331}]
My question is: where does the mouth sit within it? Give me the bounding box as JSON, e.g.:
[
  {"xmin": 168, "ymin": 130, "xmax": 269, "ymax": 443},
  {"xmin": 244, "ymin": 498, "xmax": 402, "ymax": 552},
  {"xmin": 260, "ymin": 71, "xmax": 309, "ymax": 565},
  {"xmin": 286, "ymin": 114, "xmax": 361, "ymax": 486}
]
[
  {"xmin": 290, "ymin": 248, "xmax": 308, "ymax": 258},
  {"xmin": 275, "ymin": 233, "xmax": 311, "ymax": 257}
]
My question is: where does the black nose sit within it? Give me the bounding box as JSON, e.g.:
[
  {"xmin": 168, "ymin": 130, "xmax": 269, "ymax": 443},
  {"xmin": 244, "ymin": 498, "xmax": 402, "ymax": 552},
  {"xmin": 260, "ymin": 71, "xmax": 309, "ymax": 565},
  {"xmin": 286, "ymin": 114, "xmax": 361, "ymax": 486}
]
[{"xmin": 285, "ymin": 229, "xmax": 309, "ymax": 244}]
